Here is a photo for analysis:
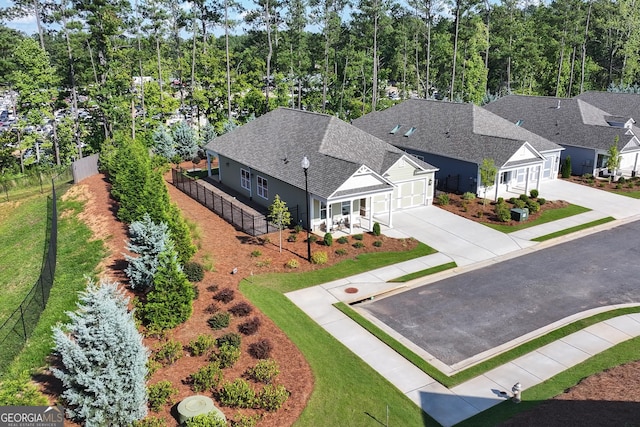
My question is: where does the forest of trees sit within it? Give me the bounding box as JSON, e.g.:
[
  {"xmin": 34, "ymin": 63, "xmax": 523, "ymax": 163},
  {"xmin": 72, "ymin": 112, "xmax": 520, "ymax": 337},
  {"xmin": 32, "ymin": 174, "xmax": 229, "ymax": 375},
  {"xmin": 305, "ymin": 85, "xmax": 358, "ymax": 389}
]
[{"xmin": 1, "ymin": 0, "xmax": 640, "ymax": 161}]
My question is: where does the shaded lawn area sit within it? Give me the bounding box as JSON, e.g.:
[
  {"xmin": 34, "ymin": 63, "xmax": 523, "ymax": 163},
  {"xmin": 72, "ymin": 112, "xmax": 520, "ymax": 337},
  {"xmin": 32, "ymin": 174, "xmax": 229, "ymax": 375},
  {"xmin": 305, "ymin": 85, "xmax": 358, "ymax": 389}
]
[{"xmin": 532, "ymin": 217, "xmax": 615, "ymax": 242}]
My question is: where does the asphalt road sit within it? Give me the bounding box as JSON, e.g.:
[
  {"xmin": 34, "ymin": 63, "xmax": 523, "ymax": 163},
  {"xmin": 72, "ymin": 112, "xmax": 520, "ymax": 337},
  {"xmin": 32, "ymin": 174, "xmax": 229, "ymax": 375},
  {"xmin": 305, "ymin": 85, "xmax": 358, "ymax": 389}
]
[{"xmin": 359, "ymin": 219, "xmax": 640, "ymax": 366}]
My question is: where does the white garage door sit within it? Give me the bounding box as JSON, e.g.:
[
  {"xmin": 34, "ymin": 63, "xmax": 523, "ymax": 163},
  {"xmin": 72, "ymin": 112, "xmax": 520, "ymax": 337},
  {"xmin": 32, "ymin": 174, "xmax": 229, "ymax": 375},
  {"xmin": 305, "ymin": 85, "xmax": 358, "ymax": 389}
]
[{"xmin": 393, "ymin": 179, "xmax": 426, "ymax": 210}]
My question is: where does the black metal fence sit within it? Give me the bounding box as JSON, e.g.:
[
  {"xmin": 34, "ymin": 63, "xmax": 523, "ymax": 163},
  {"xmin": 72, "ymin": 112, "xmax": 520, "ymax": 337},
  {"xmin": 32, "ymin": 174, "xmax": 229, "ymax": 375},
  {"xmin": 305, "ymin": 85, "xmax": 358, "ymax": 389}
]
[
  {"xmin": 0, "ymin": 182, "xmax": 57, "ymax": 374},
  {"xmin": 172, "ymin": 169, "xmax": 299, "ymax": 236},
  {"xmin": 0, "ymin": 166, "xmax": 71, "ymax": 201}
]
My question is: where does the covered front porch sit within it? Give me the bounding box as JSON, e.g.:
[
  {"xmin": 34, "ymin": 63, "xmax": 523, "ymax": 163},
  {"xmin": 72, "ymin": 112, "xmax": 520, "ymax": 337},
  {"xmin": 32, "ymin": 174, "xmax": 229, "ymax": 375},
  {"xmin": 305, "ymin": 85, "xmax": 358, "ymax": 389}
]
[
  {"xmin": 309, "ymin": 188, "xmax": 394, "ymax": 235},
  {"xmin": 490, "ymin": 160, "xmax": 544, "ymax": 200}
]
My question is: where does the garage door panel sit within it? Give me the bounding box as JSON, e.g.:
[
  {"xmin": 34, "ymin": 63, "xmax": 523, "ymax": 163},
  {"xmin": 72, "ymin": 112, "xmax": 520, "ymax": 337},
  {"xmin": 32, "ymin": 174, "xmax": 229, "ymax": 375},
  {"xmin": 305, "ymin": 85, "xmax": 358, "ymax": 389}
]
[{"xmin": 394, "ymin": 179, "xmax": 426, "ymax": 210}]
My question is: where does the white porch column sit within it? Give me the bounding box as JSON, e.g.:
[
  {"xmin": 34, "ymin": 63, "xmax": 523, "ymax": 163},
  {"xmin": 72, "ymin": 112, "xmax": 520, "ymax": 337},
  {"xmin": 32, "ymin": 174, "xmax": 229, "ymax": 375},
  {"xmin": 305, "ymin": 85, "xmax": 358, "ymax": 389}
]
[
  {"xmin": 367, "ymin": 196, "xmax": 373, "ymax": 231},
  {"xmin": 206, "ymin": 152, "xmax": 212, "ymax": 177},
  {"xmin": 524, "ymin": 167, "xmax": 530, "ymax": 195},
  {"xmin": 494, "ymin": 173, "xmax": 499, "ymax": 201},
  {"xmin": 387, "ymin": 193, "xmax": 393, "ymax": 227},
  {"xmin": 536, "ymin": 165, "xmax": 543, "ymax": 190}
]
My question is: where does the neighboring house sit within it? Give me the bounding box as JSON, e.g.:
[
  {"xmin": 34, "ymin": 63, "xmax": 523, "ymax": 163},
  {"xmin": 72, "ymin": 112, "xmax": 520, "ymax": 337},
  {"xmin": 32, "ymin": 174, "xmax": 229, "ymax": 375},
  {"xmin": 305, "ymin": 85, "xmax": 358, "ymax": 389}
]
[
  {"xmin": 203, "ymin": 108, "xmax": 438, "ymax": 234},
  {"xmin": 352, "ymin": 99, "xmax": 563, "ymax": 200},
  {"xmin": 575, "ymin": 91, "xmax": 640, "ymax": 120},
  {"xmin": 485, "ymin": 95, "xmax": 640, "ymax": 177}
]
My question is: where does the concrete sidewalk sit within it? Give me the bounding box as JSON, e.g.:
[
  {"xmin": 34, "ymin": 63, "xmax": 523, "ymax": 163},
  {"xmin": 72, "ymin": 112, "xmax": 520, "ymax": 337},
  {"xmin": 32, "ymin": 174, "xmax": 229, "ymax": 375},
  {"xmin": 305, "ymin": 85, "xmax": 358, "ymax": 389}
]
[{"xmin": 285, "ymin": 181, "xmax": 640, "ymax": 425}]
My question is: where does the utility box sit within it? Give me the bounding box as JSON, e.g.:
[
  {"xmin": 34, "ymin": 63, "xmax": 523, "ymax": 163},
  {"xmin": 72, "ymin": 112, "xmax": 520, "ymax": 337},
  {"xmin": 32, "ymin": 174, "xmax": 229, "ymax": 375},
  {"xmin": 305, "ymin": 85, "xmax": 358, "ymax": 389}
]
[{"xmin": 510, "ymin": 208, "xmax": 529, "ymax": 222}]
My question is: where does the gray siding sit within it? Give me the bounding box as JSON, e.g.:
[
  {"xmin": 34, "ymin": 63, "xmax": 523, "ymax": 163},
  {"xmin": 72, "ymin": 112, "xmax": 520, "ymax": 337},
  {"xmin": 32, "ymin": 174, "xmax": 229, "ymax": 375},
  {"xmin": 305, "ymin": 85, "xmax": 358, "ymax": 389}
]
[
  {"xmin": 406, "ymin": 149, "xmax": 478, "ymax": 193},
  {"xmin": 561, "ymin": 146, "xmax": 596, "ymax": 176},
  {"xmin": 218, "ymin": 155, "xmax": 310, "ymax": 226}
]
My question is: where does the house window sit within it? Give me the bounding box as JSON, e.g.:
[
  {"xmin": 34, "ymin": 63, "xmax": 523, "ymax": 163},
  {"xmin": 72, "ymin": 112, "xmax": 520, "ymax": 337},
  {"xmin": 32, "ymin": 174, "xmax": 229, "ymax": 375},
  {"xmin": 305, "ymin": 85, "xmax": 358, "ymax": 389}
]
[
  {"xmin": 341, "ymin": 201, "xmax": 350, "ymax": 215},
  {"xmin": 320, "ymin": 201, "xmax": 327, "ymax": 220},
  {"xmin": 257, "ymin": 176, "xmax": 268, "ymax": 199},
  {"xmin": 500, "ymin": 171, "xmax": 509, "ymax": 184},
  {"xmin": 241, "ymin": 169, "xmax": 250, "ymax": 190}
]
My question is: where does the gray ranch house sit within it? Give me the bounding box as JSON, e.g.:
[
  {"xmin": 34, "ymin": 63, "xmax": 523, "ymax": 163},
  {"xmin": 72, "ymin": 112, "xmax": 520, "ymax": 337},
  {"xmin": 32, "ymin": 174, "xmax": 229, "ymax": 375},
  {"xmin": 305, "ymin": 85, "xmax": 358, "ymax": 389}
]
[
  {"xmin": 575, "ymin": 91, "xmax": 640, "ymax": 120},
  {"xmin": 352, "ymin": 99, "xmax": 563, "ymax": 200},
  {"xmin": 485, "ymin": 95, "xmax": 640, "ymax": 178},
  {"xmin": 203, "ymin": 107, "xmax": 437, "ymax": 234}
]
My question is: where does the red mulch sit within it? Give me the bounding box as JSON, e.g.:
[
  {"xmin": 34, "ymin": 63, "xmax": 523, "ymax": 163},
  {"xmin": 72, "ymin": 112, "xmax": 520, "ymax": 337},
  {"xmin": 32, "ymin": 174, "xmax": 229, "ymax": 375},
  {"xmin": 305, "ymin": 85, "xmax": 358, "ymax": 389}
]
[
  {"xmin": 44, "ymin": 169, "xmax": 640, "ymax": 426},
  {"xmin": 45, "ymin": 169, "xmax": 416, "ymax": 426}
]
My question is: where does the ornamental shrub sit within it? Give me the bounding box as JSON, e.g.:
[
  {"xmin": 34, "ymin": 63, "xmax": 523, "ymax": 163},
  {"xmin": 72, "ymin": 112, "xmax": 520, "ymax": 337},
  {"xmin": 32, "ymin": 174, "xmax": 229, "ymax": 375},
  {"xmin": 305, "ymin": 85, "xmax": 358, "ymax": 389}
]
[
  {"xmin": 246, "ymin": 359, "xmax": 280, "ymax": 384},
  {"xmin": 189, "ymin": 362, "xmax": 223, "ymax": 392},
  {"xmin": 184, "ymin": 412, "xmax": 227, "ymax": 427},
  {"xmin": 352, "ymin": 233, "xmax": 364, "ymax": 240},
  {"xmin": 337, "ymin": 236, "xmax": 349, "ymax": 244},
  {"xmin": 285, "ymin": 259, "xmax": 299, "ymax": 268},
  {"xmin": 538, "ymin": 198, "xmax": 546, "ymax": 205},
  {"xmin": 353, "ymin": 241, "xmax": 365, "ymax": 248},
  {"xmin": 0, "ymin": 373, "xmax": 48, "ymax": 406},
  {"xmin": 217, "ymin": 332, "xmax": 242, "ymax": 349},
  {"xmin": 373, "ymin": 240, "xmax": 383, "ymax": 247},
  {"xmin": 372, "ymin": 222, "xmax": 381, "ymax": 236},
  {"xmin": 308, "ymin": 234, "xmax": 318, "ymax": 243},
  {"xmin": 133, "ymin": 417, "xmax": 167, "ymax": 427},
  {"xmin": 437, "ymin": 193, "xmax": 450, "ymax": 205},
  {"xmin": 208, "ymin": 312, "xmax": 231, "ymax": 330},
  {"xmin": 248, "ymin": 339, "xmax": 272, "ymax": 359},
  {"xmin": 256, "ymin": 384, "xmax": 290, "ymax": 412},
  {"xmin": 213, "ymin": 288, "xmax": 235, "ymax": 303},
  {"xmin": 147, "ymin": 381, "xmax": 178, "ymax": 412},
  {"xmin": 293, "ymin": 224, "xmax": 303, "ymax": 233},
  {"xmin": 238, "ymin": 317, "xmax": 261, "ymax": 336},
  {"xmin": 513, "ymin": 199, "xmax": 526, "ymax": 209},
  {"xmin": 494, "ymin": 202, "xmax": 511, "ymax": 222},
  {"xmin": 231, "ymin": 414, "xmax": 259, "ymax": 427},
  {"xmin": 561, "ymin": 155, "xmax": 572, "ymax": 178},
  {"xmin": 183, "ymin": 261, "xmax": 205, "ymax": 282},
  {"xmin": 218, "ymin": 379, "xmax": 256, "ymax": 408},
  {"xmin": 323, "ymin": 232, "xmax": 333, "ymax": 246},
  {"xmin": 153, "ymin": 339, "xmax": 183, "ymax": 365},
  {"xmin": 52, "ymin": 280, "xmax": 149, "ymax": 425},
  {"xmin": 462, "ymin": 191, "xmax": 476, "ymax": 200},
  {"xmin": 287, "ymin": 234, "xmax": 297, "ymax": 242},
  {"xmin": 335, "ymin": 248, "xmax": 348, "ymax": 256},
  {"xmin": 529, "ymin": 189, "xmax": 539, "ymax": 198},
  {"xmin": 229, "ymin": 302, "xmax": 253, "ymax": 317},
  {"xmin": 205, "ymin": 303, "xmax": 220, "ymax": 314},
  {"xmin": 526, "ymin": 199, "xmax": 540, "ymax": 213},
  {"xmin": 215, "ymin": 343, "xmax": 241, "ymax": 368},
  {"xmin": 519, "ymin": 194, "xmax": 529, "ymax": 202},
  {"xmin": 311, "ymin": 251, "xmax": 328, "ymax": 264},
  {"xmin": 188, "ymin": 334, "xmax": 217, "ymax": 356}
]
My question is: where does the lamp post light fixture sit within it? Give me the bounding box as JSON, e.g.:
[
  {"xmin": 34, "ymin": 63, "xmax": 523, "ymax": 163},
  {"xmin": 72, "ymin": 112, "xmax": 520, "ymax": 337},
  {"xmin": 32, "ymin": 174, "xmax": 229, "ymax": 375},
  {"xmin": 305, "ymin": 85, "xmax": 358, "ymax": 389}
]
[{"xmin": 302, "ymin": 156, "xmax": 311, "ymax": 262}]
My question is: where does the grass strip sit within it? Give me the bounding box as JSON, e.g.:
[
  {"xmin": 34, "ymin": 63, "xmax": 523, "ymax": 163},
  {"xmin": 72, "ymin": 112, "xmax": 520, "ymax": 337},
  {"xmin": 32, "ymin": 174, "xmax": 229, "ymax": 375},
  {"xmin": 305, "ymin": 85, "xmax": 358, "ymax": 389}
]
[
  {"xmin": 484, "ymin": 204, "xmax": 591, "ymax": 233},
  {"xmin": 532, "ymin": 217, "xmax": 615, "ymax": 242},
  {"xmin": 456, "ymin": 336, "xmax": 640, "ymax": 426},
  {"xmin": 388, "ymin": 262, "xmax": 457, "ymax": 283},
  {"xmin": 335, "ymin": 302, "xmax": 640, "ymax": 388},
  {"xmin": 240, "ymin": 280, "xmax": 435, "ymax": 426},
  {"xmin": 1, "ymin": 190, "xmax": 106, "ymax": 380},
  {"xmin": 246, "ymin": 241, "xmax": 436, "ymax": 294}
]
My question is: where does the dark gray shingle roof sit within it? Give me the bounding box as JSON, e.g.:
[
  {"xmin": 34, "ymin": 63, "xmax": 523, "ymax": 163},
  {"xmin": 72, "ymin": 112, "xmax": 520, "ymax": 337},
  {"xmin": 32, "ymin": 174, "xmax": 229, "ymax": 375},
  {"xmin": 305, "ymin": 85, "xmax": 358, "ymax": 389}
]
[
  {"xmin": 351, "ymin": 99, "xmax": 558, "ymax": 167},
  {"xmin": 204, "ymin": 108, "xmax": 435, "ymax": 199},
  {"xmin": 484, "ymin": 95, "xmax": 633, "ymax": 151},
  {"xmin": 575, "ymin": 91, "xmax": 640, "ymax": 121}
]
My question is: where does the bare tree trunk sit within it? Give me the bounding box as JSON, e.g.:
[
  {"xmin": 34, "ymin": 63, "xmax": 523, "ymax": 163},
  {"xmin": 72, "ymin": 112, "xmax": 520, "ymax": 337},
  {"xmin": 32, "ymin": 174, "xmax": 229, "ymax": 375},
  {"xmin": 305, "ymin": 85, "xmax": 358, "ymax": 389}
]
[
  {"xmin": 322, "ymin": 4, "xmax": 330, "ymax": 113},
  {"xmin": 191, "ymin": 9, "xmax": 198, "ymax": 126},
  {"xmin": 450, "ymin": 1, "xmax": 461, "ymax": 101},
  {"xmin": 568, "ymin": 45, "xmax": 577, "ymax": 96},
  {"xmin": 555, "ymin": 26, "xmax": 567, "ymax": 97},
  {"xmin": 580, "ymin": 1, "xmax": 592, "ymax": 93},
  {"xmin": 371, "ymin": 0, "xmax": 379, "ymax": 111},
  {"xmin": 34, "ymin": 0, "xmax": 45, "ymax": 50},
  {"xmin": 156, "ymin": 36, "xmax": 164, "ymax": 107},
  {"xmin": 61, "ymin": 3, "xmax": 82, "ymax": 158},
  {"xmin": 264, "ymin": 0, "xmax": 273, "ymax": 113},
  {"xmin": 225, "ymin": 0, "xmax": 232, "ymax": 119}
]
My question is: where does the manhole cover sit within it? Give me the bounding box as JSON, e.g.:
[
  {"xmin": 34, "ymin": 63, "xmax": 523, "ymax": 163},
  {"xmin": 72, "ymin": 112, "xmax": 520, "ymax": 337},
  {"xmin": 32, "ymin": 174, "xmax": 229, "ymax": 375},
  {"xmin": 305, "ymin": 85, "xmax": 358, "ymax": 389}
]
[{"xmin": 345, "ymin": 287, "xmax": 358, "ymax": 294}]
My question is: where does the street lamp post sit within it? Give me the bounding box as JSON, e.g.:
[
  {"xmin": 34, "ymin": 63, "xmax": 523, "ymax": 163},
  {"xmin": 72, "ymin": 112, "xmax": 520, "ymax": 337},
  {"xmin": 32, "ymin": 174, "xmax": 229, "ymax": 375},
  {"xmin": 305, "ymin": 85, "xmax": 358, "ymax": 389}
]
[{"xmin": 302, "ymin": 156, "xmax": 311, "ymax": 262}]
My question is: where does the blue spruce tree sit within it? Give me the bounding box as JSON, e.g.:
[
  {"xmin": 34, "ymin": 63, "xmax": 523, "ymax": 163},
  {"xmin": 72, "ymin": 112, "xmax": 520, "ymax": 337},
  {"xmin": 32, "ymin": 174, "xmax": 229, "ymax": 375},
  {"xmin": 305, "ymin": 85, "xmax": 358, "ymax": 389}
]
[
  {"xmin": 172, "ymin": 121, "xmax": 199, "ymax": 162},
  {"xmin": 125, "ymin": 213, "xmax": 172, "ymax": 291},
  {"xmin": 52, "ymin": 280, "xmax": 148, "ymax": 425},
  {"xmin": 152, "ymin": 125, "xmax": 175, "ymax": 160}
]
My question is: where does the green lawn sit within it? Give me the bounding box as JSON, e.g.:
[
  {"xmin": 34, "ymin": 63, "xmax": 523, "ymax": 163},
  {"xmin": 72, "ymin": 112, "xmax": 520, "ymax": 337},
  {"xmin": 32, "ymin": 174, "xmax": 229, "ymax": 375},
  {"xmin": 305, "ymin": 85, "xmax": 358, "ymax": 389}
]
[
  {"xmin": 0, "ymin": 189, "xmax": 106, "ymax": 380},
  {"xmin": 613, "ymin": 189, "xmax": 640, "ymax": 198},
  {"xmin": 532, "ymin": 217, "xmax": 616, "ymax": 242},
  {"xmin": 0, "ymin": 195, "xmax": 49, "ymax": 323},
  {"xmin": 484, "ymin": 204, "xmax": 591, "ymax": 233},
  {"xmin": 388, "ymin": 262, "xmax": 457, "ymax": 283}
]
